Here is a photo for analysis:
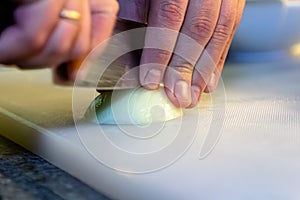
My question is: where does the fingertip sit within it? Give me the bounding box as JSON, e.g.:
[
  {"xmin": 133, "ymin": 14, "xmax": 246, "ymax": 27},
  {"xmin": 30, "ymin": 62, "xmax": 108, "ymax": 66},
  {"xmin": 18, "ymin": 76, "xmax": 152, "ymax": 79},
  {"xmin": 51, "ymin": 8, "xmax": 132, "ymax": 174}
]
[
  {"xmin": 187, "ymin": 85, "xmax": 201, "ymax": 108},
  {"xmin": 164, "ymin": 86, "xmax": 181, "ymax": 108},
  {"xmin": 204, "ymin": 71, "xmax": 219, "ymax": 93},
  {"xmin": 140, "ymin": 68, "xmax": 162, "ymax": 90},
  {"xmin": 172, "ymin": 80, "xmax": 192, "ymax": 108},
  {"xmin": 204, "ymin": 81, "xmax": 216, "ymax": 93},
  {"xmin": 204, "ymin": 85, "xmax": 215, "ymax": 93}
]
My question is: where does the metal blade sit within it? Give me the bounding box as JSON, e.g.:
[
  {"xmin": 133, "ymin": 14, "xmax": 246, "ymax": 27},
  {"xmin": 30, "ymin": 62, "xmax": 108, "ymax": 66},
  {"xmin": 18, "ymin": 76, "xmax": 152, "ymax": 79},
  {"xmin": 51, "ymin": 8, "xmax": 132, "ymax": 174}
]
[
  {"xmin": 56, "ymin": 18, "xmax": 147, "ymax": 90},
  {"xmin": 80, "ymin": 18, "xmax": 147, "ymax": 90}
]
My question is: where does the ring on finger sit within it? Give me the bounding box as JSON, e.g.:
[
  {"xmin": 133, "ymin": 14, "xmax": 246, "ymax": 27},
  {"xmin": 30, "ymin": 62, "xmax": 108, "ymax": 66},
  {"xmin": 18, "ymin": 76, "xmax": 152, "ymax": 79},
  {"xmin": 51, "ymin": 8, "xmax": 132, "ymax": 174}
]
[{"xmin": 60, "ymin": 9, "xmax": 81, "ymax": 21}]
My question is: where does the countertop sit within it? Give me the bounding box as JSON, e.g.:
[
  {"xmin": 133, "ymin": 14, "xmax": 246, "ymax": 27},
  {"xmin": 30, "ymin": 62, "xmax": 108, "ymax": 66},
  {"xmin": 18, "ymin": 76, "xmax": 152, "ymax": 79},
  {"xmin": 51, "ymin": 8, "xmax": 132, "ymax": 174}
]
[{"xmin": 0, "ymin": 135, "xmax": 110, "ymax": 200}]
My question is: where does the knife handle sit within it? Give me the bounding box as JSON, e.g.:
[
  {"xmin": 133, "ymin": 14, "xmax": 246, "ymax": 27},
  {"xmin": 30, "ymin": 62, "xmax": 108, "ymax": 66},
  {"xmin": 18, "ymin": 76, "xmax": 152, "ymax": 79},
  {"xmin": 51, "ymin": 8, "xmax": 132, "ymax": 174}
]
[{"xmin": 0, "ymin": 0, "xmax": 17, "ymax": 33}]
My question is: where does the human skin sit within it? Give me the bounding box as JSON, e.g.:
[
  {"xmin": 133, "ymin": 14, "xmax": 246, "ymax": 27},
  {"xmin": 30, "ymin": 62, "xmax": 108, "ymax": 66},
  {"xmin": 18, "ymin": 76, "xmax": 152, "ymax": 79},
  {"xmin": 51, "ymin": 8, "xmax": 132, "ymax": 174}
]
[
  {"xmin": 118, "ymin": 0, "xmax": 246, "ymax": 108},
  {"xmin": 0, "ymin": 0, "xmax": 245, "ymax": 109},
  {"xmin": 0, "ymin": 0, "xmax": 119, "ymax": 68}
]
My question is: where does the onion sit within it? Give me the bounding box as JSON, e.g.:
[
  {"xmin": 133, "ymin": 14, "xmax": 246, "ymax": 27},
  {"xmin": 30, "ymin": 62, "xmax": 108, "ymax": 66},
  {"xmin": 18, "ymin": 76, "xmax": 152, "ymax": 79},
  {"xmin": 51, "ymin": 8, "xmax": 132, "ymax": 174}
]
[{"xmin": 85, "ymin": 88, "xmax": 182, "ymax": 125}]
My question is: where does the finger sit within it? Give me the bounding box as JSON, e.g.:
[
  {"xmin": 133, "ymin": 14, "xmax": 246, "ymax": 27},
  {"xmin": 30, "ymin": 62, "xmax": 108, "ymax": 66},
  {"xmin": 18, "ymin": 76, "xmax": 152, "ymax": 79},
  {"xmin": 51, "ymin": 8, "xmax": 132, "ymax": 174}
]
[
  {"xmin": 0, "ymin": 0, "xmax": 64, "ymax": 64},
  {"xmin": 89, "ymin": 0, "xmax": 119, "ymax": 48},
  {"xmin": 68, "ymin": 0, "xmax": 90, "ymax": 59},
  {"xmin": 139, "ymin": 0, "xmax": 189, "ymax": 90},
  {"xmin": 164, "ymin": 0, "xmax": 222, "ymax": 108},
  {"xmin": 18, "ymin": 0, "xmax": 85, "ymax": 67},
  {"xmin": 204, "ymin": 0, "xmax": 246, "ymax": 93},
  {"xmin": 62, "ymin": 0, "xmax": 90, "ymax": 80},
  {"xmin": 191, "ymin": 0, "xmax": 237, "ymax": 106},
  {"xmin": 53, "ymin": 0, "xmax": 119, "ymax": 83},
  {"xmin": 65, "ymin": 0, "xmax": 119, "ymax": 81}
]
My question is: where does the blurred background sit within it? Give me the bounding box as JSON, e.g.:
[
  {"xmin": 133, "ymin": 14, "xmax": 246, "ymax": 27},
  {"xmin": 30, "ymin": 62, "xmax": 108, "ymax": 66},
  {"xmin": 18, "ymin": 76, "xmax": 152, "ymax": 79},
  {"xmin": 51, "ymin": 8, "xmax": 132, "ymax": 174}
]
[{"xmin": 229, "ymin": 0, "xmax": 300, "ymax": 62}]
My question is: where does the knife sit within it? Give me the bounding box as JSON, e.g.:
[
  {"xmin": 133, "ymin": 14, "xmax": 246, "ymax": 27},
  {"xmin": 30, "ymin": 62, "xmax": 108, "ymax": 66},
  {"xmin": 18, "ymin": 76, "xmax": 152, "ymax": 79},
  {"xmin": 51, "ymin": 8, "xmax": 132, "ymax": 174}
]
[{"xmin": 54, "ymin": 1, "xmax": 148, "ymax": 91}]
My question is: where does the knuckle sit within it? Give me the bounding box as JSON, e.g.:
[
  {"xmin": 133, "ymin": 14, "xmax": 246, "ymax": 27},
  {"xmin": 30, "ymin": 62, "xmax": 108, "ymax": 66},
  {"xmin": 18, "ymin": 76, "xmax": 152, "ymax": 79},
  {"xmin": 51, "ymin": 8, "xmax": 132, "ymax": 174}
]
[
  {"xmin": 188, "ymin": 16, "xmax": 215, "ymax": 41},
  {"xmin": 171, "ymin": 59, "xmax": 194, "ymax": 76},
  {"xmin": 102, "ymin": 1, "xmax": 119, "ymax": 16},
  {"xmin": 213, "ymin": 23, "xmax": 232, "ymax": 43},
  {"xmin": 211, "ymin": 7, "xmax": 236, "ymax": 43},
  {"xmin": 155, "ymin": 50, "xmax": 172, "ymax": 62},
  {"xmin": 158, "ymin": 0, "xmax": 185, "ymax": 27},
  {"xmin": 92, "ymin": 0, "xmax": 119, "ymax": 15}
]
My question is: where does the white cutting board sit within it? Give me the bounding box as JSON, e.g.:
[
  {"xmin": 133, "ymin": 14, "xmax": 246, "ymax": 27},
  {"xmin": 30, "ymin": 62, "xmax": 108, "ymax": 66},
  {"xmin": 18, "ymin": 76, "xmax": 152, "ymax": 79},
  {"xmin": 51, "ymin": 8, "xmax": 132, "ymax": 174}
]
[{"xmin": 1, "ymin": 61, "xmax": 300, "ymax": 200}]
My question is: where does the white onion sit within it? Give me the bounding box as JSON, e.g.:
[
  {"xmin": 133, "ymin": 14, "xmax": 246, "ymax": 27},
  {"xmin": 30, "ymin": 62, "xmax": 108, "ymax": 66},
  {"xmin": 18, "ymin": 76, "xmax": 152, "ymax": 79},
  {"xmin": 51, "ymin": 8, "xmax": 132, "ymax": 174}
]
[{"xmin": 85, "ymin": 88, "xmax": 182, "ymax": 125}]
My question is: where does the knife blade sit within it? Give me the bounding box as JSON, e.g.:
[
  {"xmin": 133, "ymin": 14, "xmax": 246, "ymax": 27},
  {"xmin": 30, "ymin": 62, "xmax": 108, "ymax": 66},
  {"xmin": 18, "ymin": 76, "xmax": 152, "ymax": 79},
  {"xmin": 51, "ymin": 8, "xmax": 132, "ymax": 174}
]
[{"xmin": 54, "ymin": 18, "xmax": 147, "ymax": 90}]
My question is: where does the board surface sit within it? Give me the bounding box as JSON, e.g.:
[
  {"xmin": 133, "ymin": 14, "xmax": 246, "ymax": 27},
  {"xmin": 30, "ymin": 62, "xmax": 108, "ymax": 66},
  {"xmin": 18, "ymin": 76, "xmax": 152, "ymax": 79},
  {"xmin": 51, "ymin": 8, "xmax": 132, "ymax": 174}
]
[{"xmin": 0, "ymin": 61, "xmax": 300, "ymax": 200}]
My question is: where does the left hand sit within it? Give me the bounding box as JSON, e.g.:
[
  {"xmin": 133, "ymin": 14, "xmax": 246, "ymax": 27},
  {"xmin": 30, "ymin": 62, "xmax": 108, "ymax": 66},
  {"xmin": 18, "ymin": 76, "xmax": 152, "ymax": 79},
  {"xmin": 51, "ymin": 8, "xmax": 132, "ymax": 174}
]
[{"xmin": 118, "ymin": 0, "xmax": 245, "ymax": 108}]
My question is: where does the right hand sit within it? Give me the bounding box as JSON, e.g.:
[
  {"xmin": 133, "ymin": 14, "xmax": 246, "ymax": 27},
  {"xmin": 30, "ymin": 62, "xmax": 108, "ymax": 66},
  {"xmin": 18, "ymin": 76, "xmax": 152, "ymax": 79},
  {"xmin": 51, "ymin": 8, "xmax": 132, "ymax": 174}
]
[{"xmin": 0, "ymin": 0, "xmax": 119, "ymax": 69}]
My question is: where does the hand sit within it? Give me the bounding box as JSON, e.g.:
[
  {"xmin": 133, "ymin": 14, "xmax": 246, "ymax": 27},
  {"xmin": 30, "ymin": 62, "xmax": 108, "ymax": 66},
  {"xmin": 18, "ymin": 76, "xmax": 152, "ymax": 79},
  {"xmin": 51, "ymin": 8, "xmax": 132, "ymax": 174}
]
[
  {"xmin": 0, "ymin": 0, "xmax": 119, "ymax": 68},
  {"xmin": 118, "ymin": 0, "xmax": 245, "ymax": 108}
]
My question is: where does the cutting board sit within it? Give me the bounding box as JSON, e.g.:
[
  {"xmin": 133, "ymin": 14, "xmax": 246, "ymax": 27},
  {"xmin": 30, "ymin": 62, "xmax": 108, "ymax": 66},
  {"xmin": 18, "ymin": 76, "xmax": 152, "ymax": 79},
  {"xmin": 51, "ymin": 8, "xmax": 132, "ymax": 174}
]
[{"xmin": 1, "ymin": 61, "xmax": 300, "ymax": 200}]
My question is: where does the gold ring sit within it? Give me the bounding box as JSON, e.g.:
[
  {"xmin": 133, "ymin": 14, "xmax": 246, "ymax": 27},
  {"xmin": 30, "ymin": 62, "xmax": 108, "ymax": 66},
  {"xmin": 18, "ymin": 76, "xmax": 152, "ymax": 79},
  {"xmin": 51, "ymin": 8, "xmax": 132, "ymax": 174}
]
[{"xmin": 60, "ymin": 9, "xmax": 81, "ymax": 21}]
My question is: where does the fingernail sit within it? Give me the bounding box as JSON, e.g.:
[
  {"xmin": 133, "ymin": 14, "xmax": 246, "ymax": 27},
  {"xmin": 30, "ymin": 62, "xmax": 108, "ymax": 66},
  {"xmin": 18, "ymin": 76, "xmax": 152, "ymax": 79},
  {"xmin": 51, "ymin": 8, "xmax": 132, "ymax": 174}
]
[
  {"xmin": 192, "ymin": 85, "xmax": 201, "ymax": 103},
  {"xmin": 206, "ymin": 72, "xmax": 217, "ymax": 92},
  {"xmin": 143, "ymin": 69, "xmax": 162, "ymax": 89},
  {"xmin": 175, "ymin": 80, "xmax": 191, "ymax": 106}
]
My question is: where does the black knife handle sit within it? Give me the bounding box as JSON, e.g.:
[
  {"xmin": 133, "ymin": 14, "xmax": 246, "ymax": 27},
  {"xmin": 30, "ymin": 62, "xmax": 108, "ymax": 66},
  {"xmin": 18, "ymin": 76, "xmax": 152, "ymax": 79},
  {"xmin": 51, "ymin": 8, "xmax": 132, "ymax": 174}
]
[{"xmin": 0, "ymin": 0, "xmax": 17, "ymax": 34}]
